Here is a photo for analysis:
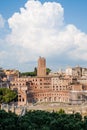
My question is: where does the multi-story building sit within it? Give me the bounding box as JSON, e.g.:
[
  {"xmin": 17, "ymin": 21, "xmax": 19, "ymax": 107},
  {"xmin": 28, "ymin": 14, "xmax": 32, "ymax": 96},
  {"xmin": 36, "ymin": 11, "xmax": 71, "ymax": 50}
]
[
  {"xmin": 66, "ymin": 67, "xmax": 73, "ymax": 76},
  {"xmin": 4, "ymin": 69, "xmax": 19, "ymax": 81},
  {"xmin": 9, "ymin": 57, "xmax": 87, "ymax": 106},
  {"xmin": 10, "ymin": 77, "xmax": 30, "ymax": 106},
  {"xmin": 82, "ymin": 68, "xmax": 87, "ymax": 76},
  {"xmin": 0, "ymin": 67, "xmax": 10, "ymax": 88},
  {"xmin": 28, "ymin": 76, "xmax": 52, "ymax": 102},
  {"xmin": 65, "ymin": 66, "xmax": 87, "ymax": 77}
]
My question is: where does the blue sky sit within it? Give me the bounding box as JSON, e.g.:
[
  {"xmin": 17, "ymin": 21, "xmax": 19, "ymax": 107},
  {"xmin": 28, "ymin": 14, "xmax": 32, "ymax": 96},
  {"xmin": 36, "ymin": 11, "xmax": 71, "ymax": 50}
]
[{"xmin": 0, "ymin": 0, "xmax": 87, "ymax": 72}]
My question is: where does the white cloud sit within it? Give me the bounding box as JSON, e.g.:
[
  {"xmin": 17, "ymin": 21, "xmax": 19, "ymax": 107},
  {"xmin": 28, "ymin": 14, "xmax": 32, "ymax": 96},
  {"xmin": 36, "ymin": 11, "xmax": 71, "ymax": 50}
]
[
  {"xmin": 1, "ymin": 0, "xmax": 87, "ymax": 70},
  {"xmin": 7, "ymin": 0, "xmax": 64, "ymax": 59}
]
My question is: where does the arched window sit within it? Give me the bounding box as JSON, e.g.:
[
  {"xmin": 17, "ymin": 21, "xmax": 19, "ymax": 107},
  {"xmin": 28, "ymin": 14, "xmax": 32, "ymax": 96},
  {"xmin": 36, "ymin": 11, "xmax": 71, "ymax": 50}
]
[
  {"xmin": 54, "ymin": 97, "xmax": 56, "ymax": 101},
  {"xmin": 49, "ymin": 97, "xmax": 51, "ymax": 101},
  {"xmin": 22, "ymin": 98, "xmax": 24, "ymax": 102}
]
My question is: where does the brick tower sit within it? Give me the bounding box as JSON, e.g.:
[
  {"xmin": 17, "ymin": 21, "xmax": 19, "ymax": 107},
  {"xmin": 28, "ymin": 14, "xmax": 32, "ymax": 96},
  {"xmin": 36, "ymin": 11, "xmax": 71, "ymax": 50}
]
[{"xmin": 37, "ymin": 57, "xmax": 46, "ymax": 76}]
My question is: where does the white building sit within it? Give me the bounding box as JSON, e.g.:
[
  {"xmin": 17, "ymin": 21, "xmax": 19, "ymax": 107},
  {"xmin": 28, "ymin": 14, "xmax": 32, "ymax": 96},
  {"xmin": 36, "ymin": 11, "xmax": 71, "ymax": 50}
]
[{"xmin": 65, "ymin": 67, "xmax": 73, "ymax": 76}]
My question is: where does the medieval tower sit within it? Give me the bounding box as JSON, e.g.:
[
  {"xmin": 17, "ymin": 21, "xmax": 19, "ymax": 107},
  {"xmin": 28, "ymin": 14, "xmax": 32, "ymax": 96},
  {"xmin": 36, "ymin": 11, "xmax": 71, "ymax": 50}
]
[{"xmin": 37, "ymin": 57, "xmax": 46, "ymax": 76}]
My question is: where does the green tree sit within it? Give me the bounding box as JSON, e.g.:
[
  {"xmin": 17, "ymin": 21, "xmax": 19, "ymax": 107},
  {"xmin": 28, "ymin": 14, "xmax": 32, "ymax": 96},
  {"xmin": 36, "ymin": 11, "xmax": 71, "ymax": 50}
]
[
  {"xmin": 34, "ymin": 67, "xmax": 37, "ymax": 76},
  {"xmin": 0, "ymin": 110, "xmax": 86, "ymax": 130},
  {"xmin": 0, "ymin": 88, "xmax": 17, "ymax": 104},
  {"xmin": 74, "ymin": 112, "xmax": 82, "ymax": 121},
  {"xmin": 20, "ymin": 67, "xmax": 51, "ymax": 77},
  {"xmin": 58, "ymin": 108, "xmax": 65, "ymax": 114},
  {"xmin": 46, "ymin": 68, "xmax": 51, "ymax": 75},
  {"xmin": 0, "ymin": 110, "xmax": 18, "ymax": 130}
]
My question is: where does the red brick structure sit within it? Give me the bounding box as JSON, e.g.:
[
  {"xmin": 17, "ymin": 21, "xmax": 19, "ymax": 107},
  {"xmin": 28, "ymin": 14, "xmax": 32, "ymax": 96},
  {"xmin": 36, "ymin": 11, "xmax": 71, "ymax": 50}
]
[
  {"xmin": 10, "ymin": 57, "xmax": 87, "ymax": 106},
  {"xmin": 10, "ymin": 78, "xmax": 30, "ymax": 106},
  {"xmin": 37, "ymin": 56, "xmax": 46, "ymax": 76}
]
